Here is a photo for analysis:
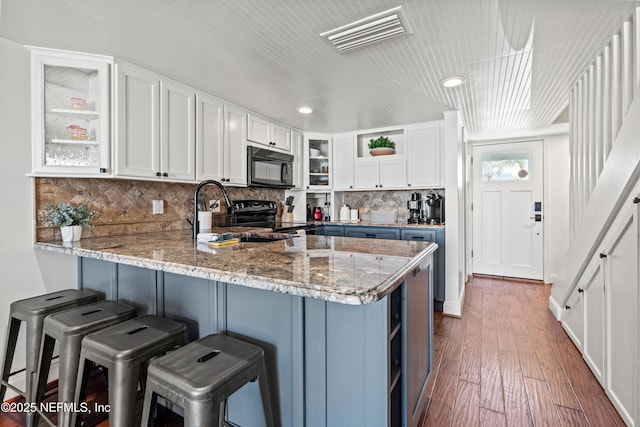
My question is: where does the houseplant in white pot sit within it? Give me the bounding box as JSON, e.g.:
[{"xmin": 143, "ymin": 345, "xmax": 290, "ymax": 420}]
[
  {"xmin": 368, "ymin": 136, "xmax": 396, "ymax": 156},
  {"xmin": 39, "ymin": 202, "xmax": 98, "ymax": 242}
]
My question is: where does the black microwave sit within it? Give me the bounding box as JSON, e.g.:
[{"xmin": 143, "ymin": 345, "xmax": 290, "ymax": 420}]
[{"xmin": 247, "ymin": 146, "xmax": 294, "ymax": 188}]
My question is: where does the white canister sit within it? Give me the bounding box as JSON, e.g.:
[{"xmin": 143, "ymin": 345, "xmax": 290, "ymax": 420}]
[
  {"xmin": 340, "ymin": 205, "xmax": 350, "ymax": 221},
  {"xmin": 350, "ymin": 209, "xmax": 359, "ymax": 221}
]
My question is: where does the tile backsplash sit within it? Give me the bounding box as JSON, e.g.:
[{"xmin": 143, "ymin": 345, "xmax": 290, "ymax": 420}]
[
  {"xmin": 337, "ymin": 189, "xmax": 445, "ymax": 223},
  {"xmin": 35, "ymin": 178, "xmax": 284, "ymax": 241},
  {"xmin": 35, "ymin": 178, "xmax": 444, "ymax": 241}
]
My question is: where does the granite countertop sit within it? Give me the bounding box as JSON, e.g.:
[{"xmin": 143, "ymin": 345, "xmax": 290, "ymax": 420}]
[
  {"xmin": 34, "ymin": 229, "xmax": 437, "ymax": 305},
  {"xmin": 310, "ymin": 220, "xmax": 446, "ymax": 228}
]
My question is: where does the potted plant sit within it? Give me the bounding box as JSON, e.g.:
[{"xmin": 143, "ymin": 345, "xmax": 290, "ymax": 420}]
[
  {"xmin": 368, "ymin": 136, "xmax": 396, "ymax": 156},
  {"xmin": 39, "ymin": 202, "xmax": 99, "ymax": 242}
]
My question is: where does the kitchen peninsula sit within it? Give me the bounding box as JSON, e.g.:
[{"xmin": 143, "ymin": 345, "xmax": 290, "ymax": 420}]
[{"xmin": 35, "ymin": 230, "xmax": 436, "ymax": 427}]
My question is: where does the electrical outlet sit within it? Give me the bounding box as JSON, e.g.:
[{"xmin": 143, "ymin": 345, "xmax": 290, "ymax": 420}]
[
  {"xmin": 152, "ymin": 200, "xmax": 164, "ymax": 215},
  {"xmin": 209, "ymin": 199, "xmax": 221, "ymax": 213}
]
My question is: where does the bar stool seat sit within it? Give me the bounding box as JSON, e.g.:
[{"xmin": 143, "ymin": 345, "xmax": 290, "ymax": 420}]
[
  {"xmin": 141, "ymin": 334, "xmax": 276, "ymax": 427},
  {"xmin": 31, "ymin": 300, "xmax": 137, "ymax": 427},
  {"xmin": 0, "ymin": 289, "xmax": 97, "ymax": 406},
  {"xmin": 73, "ymin": 315, "xmax": 187, "ymax": 427}
]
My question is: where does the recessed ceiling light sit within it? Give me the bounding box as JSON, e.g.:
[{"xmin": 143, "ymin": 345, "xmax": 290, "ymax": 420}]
[
  {"xmin": 297, "ymin": 106, "xmax": 314, "ymax": 114},
  {"xmin": 441, "ymin": 76, "xmax": 466, "ymax": 88}
]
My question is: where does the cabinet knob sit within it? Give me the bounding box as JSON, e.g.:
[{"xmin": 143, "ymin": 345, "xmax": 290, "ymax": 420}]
[
  {"xmin": 600, "ymin": 253, "xmax": 607, "ymax": 259},
  {"xmin": 565, "ymin": 305, "xmax": 571, "ymax": 310},
  {"xmin": 633, "ymin": 196, "xmax": 640, "ymax": 204},
  {"xmin": 162, "ymin": 172, "xmax": 168, "ymax": 177},
  {"xmin": 156, "ymin": 172, "xmax": 162, "ymax": 177},
  {"xmin": 408, "ymin": 183, "xmax": 411, "ymax": 186},
  {"xmin": 99, "ymin": 168, "xmax": 107, "ymax": 174},
  {"xmin": 349, "ymin": 185, "xmax": 353, "ymax": 189},
  {"xmin": 578, "ymin": 288, "xmax": 584, "ymax": 293}
]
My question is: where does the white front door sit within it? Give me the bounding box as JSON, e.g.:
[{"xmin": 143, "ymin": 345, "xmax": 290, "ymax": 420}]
[{"xmin": 472, "ymin": 140, "xmax": 544, "ymax": 279}]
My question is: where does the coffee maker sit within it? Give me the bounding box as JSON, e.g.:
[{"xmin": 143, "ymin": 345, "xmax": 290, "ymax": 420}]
[
  {"xmin": 424, "ymin": 193, "xmax": 445, "ymax": 224},
  {"xmin": 407, "ymin": 192, "xmax": 422, "ymax": 224}
]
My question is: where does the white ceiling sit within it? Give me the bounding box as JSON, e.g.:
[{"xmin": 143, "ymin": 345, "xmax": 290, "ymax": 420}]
[{"xmin": 1, "ymin": 0, "xmax": 639, "ymax": 139}]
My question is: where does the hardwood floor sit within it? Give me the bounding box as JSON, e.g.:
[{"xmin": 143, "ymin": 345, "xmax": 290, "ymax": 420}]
[
  {"xmin": 422, "ymin": 276, "xmax": 625, "ymax": 427},
  {"xmin": 0, "ymin": 276, "xmax": 625, "ymax": 426}
]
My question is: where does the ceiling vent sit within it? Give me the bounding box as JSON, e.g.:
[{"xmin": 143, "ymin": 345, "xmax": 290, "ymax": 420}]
[{"xmin": 320, "ymin": 6, "xmax": 411, "ymax": 53}]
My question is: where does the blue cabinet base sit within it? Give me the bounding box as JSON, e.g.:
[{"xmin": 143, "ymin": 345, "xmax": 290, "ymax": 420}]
[{"xmin": 78, "ymin": 255, "xmax": 433, "ymax": 427}]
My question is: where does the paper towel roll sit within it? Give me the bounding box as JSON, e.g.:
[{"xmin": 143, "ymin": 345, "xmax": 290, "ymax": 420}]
[
  {"xmin": 340, "ymin": 205, "xmax": 350, "ymax": 221},
  {"xmin": 198, "ymin": 211, "xmax": 212, "ymax": 231}
]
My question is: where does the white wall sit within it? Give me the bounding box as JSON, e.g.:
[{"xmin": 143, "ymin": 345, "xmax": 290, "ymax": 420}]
[
  {"xmin": 0, "ymin": 37, "xmax": 78, "ymax": 399},
  {"xmin": 543, "ymin": 134, "xmax": 571, "ymax": 283},
  {"xmin": 442, "ymin": 110, "xmax": 465, "ymax": 317}
]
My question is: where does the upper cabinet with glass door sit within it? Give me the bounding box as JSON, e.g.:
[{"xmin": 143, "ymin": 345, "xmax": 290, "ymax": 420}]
[{"xmin": 31, "ymin": 48, "xmax": 112, "ymax": 176}]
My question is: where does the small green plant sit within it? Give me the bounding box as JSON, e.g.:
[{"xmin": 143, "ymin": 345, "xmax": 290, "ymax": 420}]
[
  {"xmin": 39, "ymin": 202, "xmax": 99, "ymax": 227},
  {"xmin": 368, "ymin": 136, "xmax": 395, "ymax": 150}
]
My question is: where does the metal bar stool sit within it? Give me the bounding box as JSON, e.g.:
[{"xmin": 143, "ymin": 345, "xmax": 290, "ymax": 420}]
[
  {"xmin": 31, "ymin": 300, "xmax": 137, "ymax": 427},
  {"xmin": 141, "ymin": 334, "xmax": 276, "ymax": 427},
  {"xmin": 0, "ymin": 289, "xmax": 97, "ymax": 406},
  {"xmin": 72, "ymin": 315, "xmax": 187, "ymax": 427}
]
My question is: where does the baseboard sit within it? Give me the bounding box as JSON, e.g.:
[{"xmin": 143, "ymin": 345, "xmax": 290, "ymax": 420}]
[
  {"xmin": 548, "ymin": 295, "xmax": 562, "ymax": 320},
  {"xmin": 443, "ymin": 283, "xmax": 465, "ymax": 318}
]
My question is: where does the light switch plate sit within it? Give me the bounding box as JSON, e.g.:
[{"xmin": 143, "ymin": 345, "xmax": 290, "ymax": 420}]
[{"xmin": 152, "ymin": 199, "xmax": 164, "ymax": 215}]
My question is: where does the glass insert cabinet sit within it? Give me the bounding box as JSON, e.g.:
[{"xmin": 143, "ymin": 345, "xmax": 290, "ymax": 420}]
[
  {"xmin": 305, "ymin": 134, "xmax": 331, "ymax": 189},
  {"xmin": 31, "ymin": 48, "xmax": 111, "ymax": 175}
]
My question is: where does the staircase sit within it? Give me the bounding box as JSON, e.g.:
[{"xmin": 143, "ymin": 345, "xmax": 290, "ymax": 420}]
[{"xmin": 551, "ymin": 7, "xmax": 640, "ymax": 426}]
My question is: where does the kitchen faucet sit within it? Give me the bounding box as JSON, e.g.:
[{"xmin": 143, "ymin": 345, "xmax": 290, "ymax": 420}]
[{"xmin": 192, "ymin": 180, "xmax": 233, "ymax": 239}]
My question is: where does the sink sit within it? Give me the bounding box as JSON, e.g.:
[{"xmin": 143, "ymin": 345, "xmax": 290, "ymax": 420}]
[{"xmin": 239, "ymin": 232, "xmax": 298, "ymax": 243}]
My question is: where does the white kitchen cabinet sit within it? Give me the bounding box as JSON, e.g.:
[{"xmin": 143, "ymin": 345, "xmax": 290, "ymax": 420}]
[
  {"xmin": 291, "ymin": 130, "xmax": 304, "ymax": 189},
  {"xmin": 305, "ymin": 134, "xmax": 332, "ymax": 190},
  {"xmin": 332, "ymin": 132, "xmax": 356, "ymax": 190},
  {"xmin": 161, "ymin": 79, "xmax": 196, "ymax": 181},
  {"xmin": 195, "ymin": 93, "xmax": 224, "ymax": 181},
  {"xmin": 115, "ymin": 62, "xmax": 160, "ymax": 178},
  {"xmin": 406, "ymin": 123, "xmax": 442, "ymax": 188},
  {"xmin": 602, "ymin": 204, "xmax": 638, "ymax": 426},
  {"xmin": 222, "ymin": 105, "xmax": 247, "ymax": 186},
  {"xmin": 561, "ymin": 288, "xmax": 584, "ymax": 351},
  {"xmin": 354, "ymin": 159, "xmax": 406, "ymax": 190},
  {"xmin": 31, "ymin": 48, "xmax": 112, "ymax": 176},
  {"xmin": 560, "ymin": 195, "xmax": 639, "ymax": 426},
  {"xmin": 582, "ymin": 261, "xmax": 605, "ymax": 385},
  {"xmin": 115, "ymin": 62, "xmax": 195, "ymax": 181},
  {"xmin": 247, "ymin": 114, "xmax": 291, "ymax": 152}
]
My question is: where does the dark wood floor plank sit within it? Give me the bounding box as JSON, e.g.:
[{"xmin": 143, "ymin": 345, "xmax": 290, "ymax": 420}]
[
  {"xmin": 459, "ymin": 317, "xmax": 482, "ymax": 384},
  {"xmin": 523, "ymin": 377, "xmax": 562, "ymax": 426},
  {"xmin": 451, "ymin": 380, "xmax": 480, "ymax": 427},
  {"xmin": 480, "ymin": 320, "xmax": 505, "ymax": 413},
  {"xmin": 424, "ymin": 355, "xmax": 460, "ymax": 427},
  {"xmin": 479, "ymin": 408, "xmax": 507, "ymax": 427},
  {"xmin": 499, "ymin": 350, "xmax": 534, "ymax": 427},
  {"xmin": 533, "ymin": 331, "xmax": 582, "ymax": 410},
  {"xmin": 554, "ymin": 404, "xmax": 590, "ymax": 427}
]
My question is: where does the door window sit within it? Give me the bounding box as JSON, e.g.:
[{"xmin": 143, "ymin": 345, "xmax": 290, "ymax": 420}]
[{"xmin": 481, "ymin": 151, "xmax": 530, "ymax": 181}]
